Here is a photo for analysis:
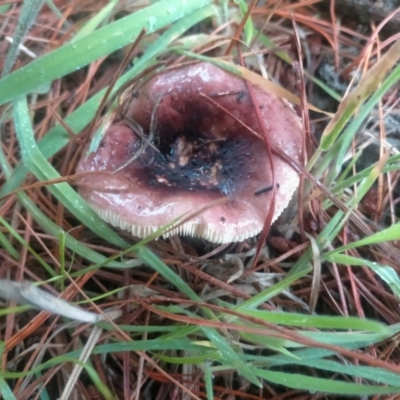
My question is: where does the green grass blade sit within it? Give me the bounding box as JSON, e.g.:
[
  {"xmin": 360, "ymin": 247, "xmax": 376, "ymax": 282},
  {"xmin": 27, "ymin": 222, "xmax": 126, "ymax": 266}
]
[
  {"xmin": 305, "ymin": 73, "xmax": 342, "ymax": 102},
  {"xmin": 254, "ymin": 368, "xmax": 400, "ymax": 395},
  {"xmin": 237, "ymin": 0, "xmax": 253, "ymax": 45},
  {"xmin": 255, "ymin": 28, "xmax": 292, "ymax": 64},
  {"xmin": 202, "ymin": 325, "xmax": 261, "ymax": 386},
  {"xmin": 246, "ymin": 325, "xmax": 400, "ymax": 366},
  {"xmin": 0, "ymin": 228, "xmax": 19, "ymax": 260},
  {"xmin": 241, "ymin": 327, "xmax": 394, "ymax": 350},
  {"xmin": 74, "ymin": 339, "xmax": 210, "ymax": 356},
  {"xmin": 334, "ymin": 63, "xmax": 400, "ymax": 173},
  {"xmin": 204, "ymin": 365, "xmax": 214, "ymax": 400},
  {"xmin": 308, "ymin": 43, "xmax": 400, "ymax": 173},
  {"xmin": 317, "ymin": 158, "xmax": 385, "ymax": 249},
  {"xmin": 0, "ymin": 376, "xmax": 17, "ymax": 400},
  {"xmin": 0, "ymin": 5, "xmax": 12, "ymax": 13},
  {"xmin": 0, "ymin": 0, "xmax": 212, "ymax": 105},
  {"xmin": 235, "ymin": 267, "xmax": 311, "ymax": 310},
  {"xmin": 255, "ymin": 356, "xmax": 399, "ymax": 386},
  {"xmin": 319, "ymin": 39, "xmax": 400, "ymax": 151},
  {"xmin": 13, "ymin": 95, "xmax": 127, "ymax": 248},
  {"xmin": 1, "ymin": 0, "xmax": 44, "ymax": 77},
  {"xmin": 153, "ymin": 351, "xmax": 221, "ymax": 364},
  {"xmin": 35, "ymin": 372, "xmax": 50, "ymax": 400},
  {"xmin": 241, "ymin": 328, "xmax": 399, "ymax": 351},
  {"xmin": 44, "ymin": 0, "xmax": 63, "ymax": 19},
  {"xmin": 327, "ymin": 222, "xmax": 400, "ymax": 253},
  {"xmin": 72, "ymin": 0, "xmax": 119, "ymax": 42},
  {"xmin": 238, "ymin": 310, "xmax": 386, "ymax": 331},
  {"xmin": 325, "ymin": 253, "xmax": 400, "ymax": 299},
  {"xmin": 332, "ymin": 154, "xmax": 400, "ymax": 193}
]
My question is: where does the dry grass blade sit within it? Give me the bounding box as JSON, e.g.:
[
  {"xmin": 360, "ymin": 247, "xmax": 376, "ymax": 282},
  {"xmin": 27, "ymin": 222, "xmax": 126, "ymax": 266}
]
[
  {"xmin": 60, "ymin": 326, "xmax": 104, "ymax": 400},
  {"xmin": 0, "ymin": 279, "xmax": 116, "ymax": 323},
  {"xmin": 321, "ymin": 38, "xmax": 400, "ymax": 149}
]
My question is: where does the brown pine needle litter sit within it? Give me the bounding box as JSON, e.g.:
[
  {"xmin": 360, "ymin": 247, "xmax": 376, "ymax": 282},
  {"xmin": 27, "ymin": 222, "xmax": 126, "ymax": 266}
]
[{"xmin": 1, "ymin": 0, "xmax": 400, "ymax": 399}]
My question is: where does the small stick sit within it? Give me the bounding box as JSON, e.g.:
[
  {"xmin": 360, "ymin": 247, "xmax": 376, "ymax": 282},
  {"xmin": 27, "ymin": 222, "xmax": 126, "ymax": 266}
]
[
  {"xmin": 113, "ymin": 96, "xmax": 164, "ymax": 174},
  {"xmin": 88, "ymin": 28, "xmax": 147, "ymax": 138},
  {"xmin": 254, "ymin": 184, "xmax": 280, "ymax": 196},
  {"xmin": 209, "ymin": 90, "xmax": 246, "ymax": 103}
]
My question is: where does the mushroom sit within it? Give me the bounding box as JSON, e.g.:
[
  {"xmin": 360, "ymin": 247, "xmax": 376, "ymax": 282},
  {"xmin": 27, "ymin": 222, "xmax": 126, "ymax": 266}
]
[{"xmin": 76, "ymin": 62, "xmax": 302, "ymax": 243}]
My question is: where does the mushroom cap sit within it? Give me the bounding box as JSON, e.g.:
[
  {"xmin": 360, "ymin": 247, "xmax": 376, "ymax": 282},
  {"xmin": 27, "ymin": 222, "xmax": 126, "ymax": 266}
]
[{"xmin": 77, "ymin": 63, "xmax": 302, "ymax": 243}]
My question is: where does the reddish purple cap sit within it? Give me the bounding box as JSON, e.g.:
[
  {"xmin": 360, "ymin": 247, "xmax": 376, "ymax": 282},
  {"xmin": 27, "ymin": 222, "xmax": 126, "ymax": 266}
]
[{"xmin": 77, "ymin": 63, "xmax": 302, "ymax": 243}]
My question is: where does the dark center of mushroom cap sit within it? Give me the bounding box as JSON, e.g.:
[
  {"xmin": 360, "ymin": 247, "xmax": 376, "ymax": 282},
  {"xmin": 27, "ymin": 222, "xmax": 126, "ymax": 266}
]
[
  {"xmin": 127, "ymin": 129, "xmax": 254, "ymax": 196},
  {"xmin": 112, "ymin": 88, "xmax": 270, "ymax": 198}
]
